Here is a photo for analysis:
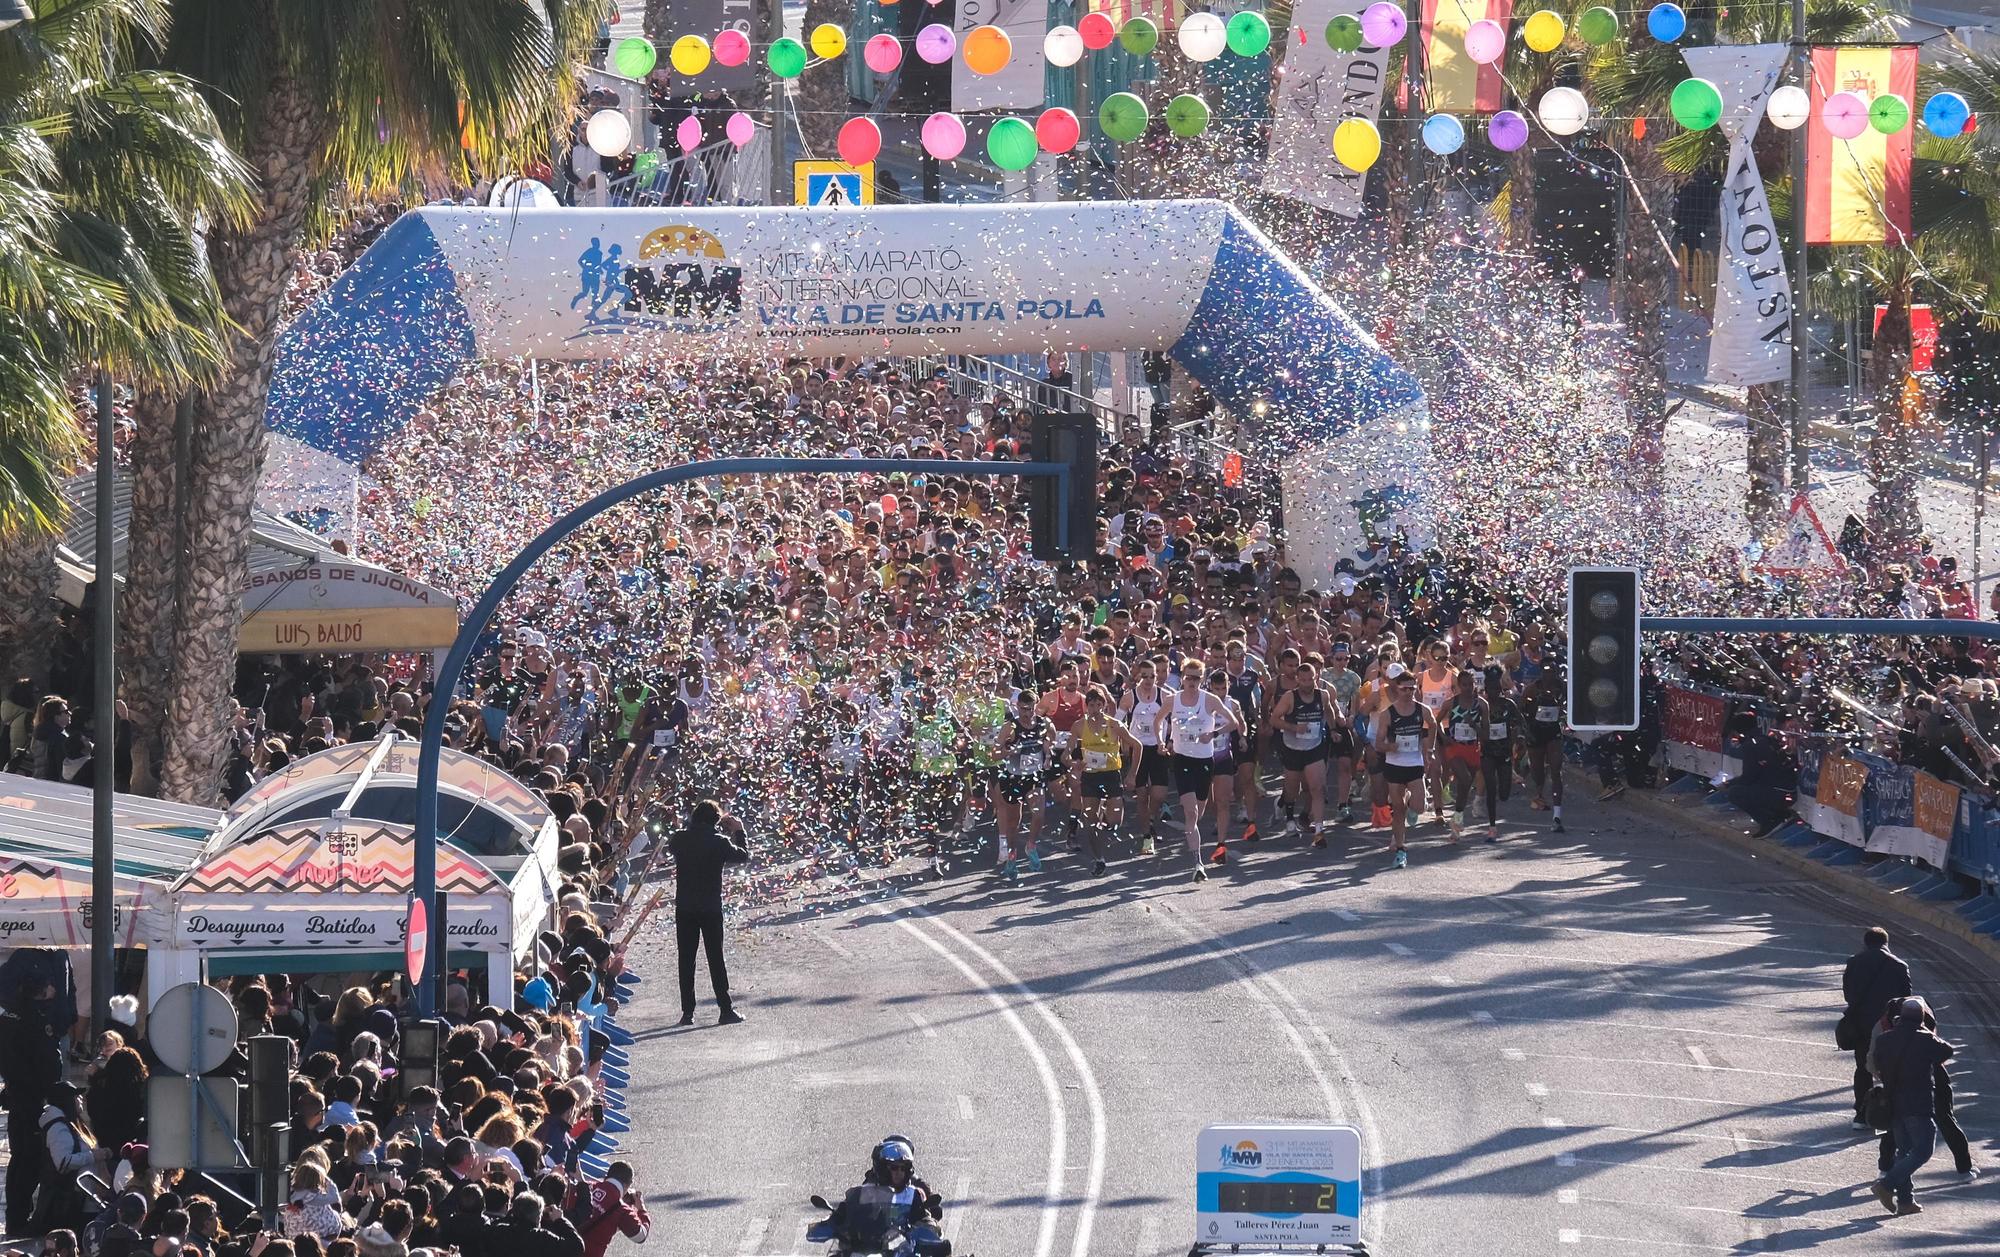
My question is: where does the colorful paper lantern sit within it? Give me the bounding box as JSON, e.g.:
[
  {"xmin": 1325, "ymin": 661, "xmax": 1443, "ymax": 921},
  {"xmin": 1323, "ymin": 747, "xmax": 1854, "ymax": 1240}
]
[
  {"xmin": 1766, "ymin": 84, "xmax": 1810, "ymax": 131},
  {"xmin": 810, "ymin": 23, "xmax": 848, "ymax": 58},
  {"xmin": 1079, "ymin": 12, "xmax": 1116, "ymax": 50},
  {"xmin": 676, "ymin": 115, "xmax": 703, "ymax": 152},
  {"xmin": 1333, "ymin": 117, "xmax": 1382, "ymax": 171},
  {"xmin": 1464, "ymin": 18, "xmax": 1505, "ymax": 65},
  {"xmin": 584, "ymin": 109, "xmax": 631, "ymax": 157},
  {"xmin": 1166, "ymin": 93, "xmax": 1211, "ymax": 138},
  {"xmin": 1647, "ymin": 3, "xmax": 1686, "ymax": 43},
  {"xmin": 921, "ymin": 111, "xmax": 966, "ymax": 159},
  {"xmin": 613, "ymin": 37, "xmax": 657, "ymax": 78},
  {"xmin": 1538, "ymin": 86, "xmax": 1589, "ymax": 136},
  {"xmin": 837, "ymin": 116, "xmax": 881, "ymax": 166},
  {"xmin": 670, "ymin": 35, "xmax": 712, "ymax": 76},
  {"xmin": 1421, "ymin": 113, "xmax": 1465, "ymax": 155},
  {"xmin": 987, "ymin": 116, "xmax": 1037, "ymax": 170},
  {"xmin": 1577, "ymin": 6, "xmax": 1619, "ymax": 45},
  {"xmin": 725, "ymin": 111, "xmax": 756, "ymax": 148},
  {"xmin": 1036, "ymin": 107, "xmax": 1080, "ymax": 154},
  {"xmin": 915, "ymin": 24, "xmax": 956, "ymax": 64},
  {"xmin": 1099, "ymin": 91, "xmax": 1149, "ymax": 142},
  {"xmin": 1489, "ymin": 109, "xmax": 1528, "ymax": 152},
  {"xmin": 864, "ymin": 33, "xmax": 903, "ymax": 74},
  {"xmin": 714, "ymin": 29, "xmax": 751, "ymax": 67},
  {"xmin": 1923, "ymin": 91, "xmax": 1971, "ymax": 138},
  {"xmin": 1359, "ymin": 3, "xmax": 1405, "ymax": 47},
  {"xmin": 1181, "ymin": 13, "xmax": 1228, "ymax": 61},
  {"xmin": 1045, "ymin": 24, "xmax": 1085, "ymax": 68},
  {"xmin": 1822, "ymin": 89, "xmax": 1868, "ymax": 139},
  {"xmin": 1226, "ymin": 10, "xmax": 1272, "ymax": 56},
  {"xmin": 1325, "ymin": 14, "xmax": 1363, "ymax": 53},
  {"xmin": 768, "ymin": 37, "xmax": 807, "ymax": 78},
  {"xmin": 1120, "ymin": 16, "xmax": 1159, "ymax": 57},
  {"xmin": 1869, "ymin": 93, "xmax": 1910, "ymax": 135},
  {"xmin": 1522, "ymin": 10, "xmax": 1565, "ymax": 53},
  {"xmin": 1668, "ymin": 77, "xmax": 1723, "ymax": 130},
  {"xmin": 963, "ymin": 24, "xmax": 1011, "ymax": 75}
]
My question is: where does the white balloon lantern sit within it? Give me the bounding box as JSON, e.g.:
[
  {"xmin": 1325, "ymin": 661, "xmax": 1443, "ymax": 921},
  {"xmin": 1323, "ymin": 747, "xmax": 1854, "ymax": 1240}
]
[
  {"xmin": 1765, "ymin": 83, "xmax": 1811, "ymax": 131},
  {"xmin": 584, "ymin": 108, "xmax": 632, "ymax": 157},
  {"xmin": 1043, "ymin": 24, "xmax": 1084, "ymax": 68},
  {"xmin": 1537, "ymin": 86, "xmax": 1590, "ymax": 137},
  {"xmin": 1177, "ymin": 12, "xmax": 1227, "ymax": 62}
]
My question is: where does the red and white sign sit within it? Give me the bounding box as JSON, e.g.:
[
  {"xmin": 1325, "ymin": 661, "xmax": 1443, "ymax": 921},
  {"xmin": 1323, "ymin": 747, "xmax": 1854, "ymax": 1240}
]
[
  {"xmin": 405, "ymin": 894, "xmax": 429, "ymax": 987},
  {"xmin": 1874, "ymin": 303, "xmax": 1937, "ymax": 373},
  {"xmin": 1757, "ymin": 492, "xmax": 1847, "ymax": 577},
  {"xmin": 1662, "ymin": 686, "xmax": 1731, "ymax": 776}
]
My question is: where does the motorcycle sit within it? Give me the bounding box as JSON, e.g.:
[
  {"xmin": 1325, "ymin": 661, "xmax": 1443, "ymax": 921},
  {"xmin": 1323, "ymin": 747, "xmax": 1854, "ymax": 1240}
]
[{"xmin": 804, "ymin": 1192, "xmax": 955, "ymax": 1257}]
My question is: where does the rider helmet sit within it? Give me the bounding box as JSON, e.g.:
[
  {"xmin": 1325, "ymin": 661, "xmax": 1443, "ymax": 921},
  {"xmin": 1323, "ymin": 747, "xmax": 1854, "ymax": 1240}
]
[{"xmin": 870, "ymin": 1137, "xmax": 916, "ymax": 1182}]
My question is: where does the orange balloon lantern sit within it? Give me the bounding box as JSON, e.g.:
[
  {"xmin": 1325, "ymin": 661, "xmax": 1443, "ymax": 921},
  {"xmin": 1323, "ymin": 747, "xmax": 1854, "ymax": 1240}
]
[{"xmin": 963, "ymin": 24, "xmax": 1012, "ymax": 75}]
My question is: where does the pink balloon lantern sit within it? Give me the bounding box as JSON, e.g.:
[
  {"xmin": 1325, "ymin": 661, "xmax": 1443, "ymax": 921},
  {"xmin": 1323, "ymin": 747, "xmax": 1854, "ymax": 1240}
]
[
  {"xmin": 1489, "ymin": 109, "xmax": 1529, "ymax": 151},
  {"xmin": 1822, "ymin": 90, "xmax": 1869, "ymax": 140},
  {"xmin": 1036, "ymin": 107, "xmax": 1081, "ymax": 154},
  {"xmin": 915, "ymin": 23, "xmax": 956, "ymax": 63},
  {"xmin": 837, "ymin": 116, "xmax": 882, "ymax": 166},
  {"xmin": 676, "ymin": 115, "xmax": 703, "ymax": 152},
  {"xmin": 863, "ymin": 33, "xmax": 903, "ymax": 73},
  {"xmin": 713, "ymin": 28, "xmax": 751, "ymax": 66},
  {"xmin": 921, "ymin": 111, "xmax": 966, "ymax": 159},
  {"xmin": 1360, "ymin": 2, "xmax": 1406, "ymax": 46},
  {"xmin": 1464, "ymin": 18, "xmax": 1505, "ymax": 65},
  {"xmin": 725, "ymin": 110, "xmax": 756, "ymax": 148}
]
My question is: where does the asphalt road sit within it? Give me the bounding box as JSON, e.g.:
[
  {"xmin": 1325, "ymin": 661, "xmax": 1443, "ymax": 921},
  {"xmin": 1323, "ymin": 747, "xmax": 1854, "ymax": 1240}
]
[{"xmin": 615, "ymin": 788, "xmax": 2000, "ymax": 1256}]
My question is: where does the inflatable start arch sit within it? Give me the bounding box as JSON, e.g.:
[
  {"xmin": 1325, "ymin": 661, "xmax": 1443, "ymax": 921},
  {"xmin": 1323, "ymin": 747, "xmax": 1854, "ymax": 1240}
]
[{"xmin": 268, "ymin": 200, "xmax": 1427, "ymax": 583}]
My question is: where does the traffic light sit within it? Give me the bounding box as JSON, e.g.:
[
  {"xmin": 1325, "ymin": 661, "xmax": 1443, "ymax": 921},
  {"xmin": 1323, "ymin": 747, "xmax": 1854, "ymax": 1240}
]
[
  {"xmin": 1567, "ymin": 567, "xmax": 1641, "ymax": 732},
  {"xmin": 1028, "ymin": 414, "xmax": 1099, "ymax": 561}
]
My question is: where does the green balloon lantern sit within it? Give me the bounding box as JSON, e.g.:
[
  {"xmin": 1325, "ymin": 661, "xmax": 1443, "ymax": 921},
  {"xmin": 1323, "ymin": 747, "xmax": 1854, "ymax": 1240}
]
[
  {"xmin": 1099, "ymin": 91, "xmax": 1150, "ymax": 143},
  {"xmin": 767, "ymin": 37, "xmax": 807, "ymax": 79},
  {"xmin": 1668, "ymin": 76, "xmax": 1723, "ymax": 130},
  {"xmin": 1120, "ymin": 16, "xmax": 1159, "ymax": 56},
  {"xmin": 1225, "ymin": 11, "xmax": 1271, "ymax": 57},
  {"xmin": 987, "ymin": 116, "xmax": 1038, "ymax": 170},
  {"xmin": 1325, "ymin": 14, "xmax": 1363, "ymax": 52},
  {"xmin": 1166, "ymin": 93, "xmax": 1211, "ymax": 138},
  {"xmin": 614, "ymin": 37, "xmax": 658, "ymax": 78},
  {"xmin": 1869, "ymin": 93, "xmax": 1910, "ymax": 134},
  {"xmin": 1576, "ymin": 6, "xmax": 1619, "ymax": 46}
]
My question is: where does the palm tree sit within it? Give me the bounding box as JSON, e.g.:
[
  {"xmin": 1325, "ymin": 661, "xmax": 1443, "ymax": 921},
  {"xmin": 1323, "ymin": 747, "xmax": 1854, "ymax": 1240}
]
[
  {"xmin": 0, "ymin": 0, "xmax": 251, "ymax": 684},
  {"xmin": 138, "ymin": 0, "xmax": 601, "ymax": 803},
  {"xmin": 1492, "ymin": 0, "xmax": 1594, "ymax": 250},
  {"xmin": 797, "ymin": 0, "xmax": 854, "ymax": 155}
]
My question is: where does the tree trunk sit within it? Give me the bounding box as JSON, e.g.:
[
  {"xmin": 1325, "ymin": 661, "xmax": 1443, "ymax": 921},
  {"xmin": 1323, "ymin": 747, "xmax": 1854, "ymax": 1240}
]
[
  {"xmin": 0, "ymin": 521, "xmax": 60, "ymax": 690},
  {"xmin": 1614, "ymin": 130, "xmax": 1677, "ymax": 484},
  {"xmin": 157, "ymin": 66, "xmax": 327, "ymax": 806},
  {"xmin": 1867, "ymin": 278, "xmax": 1922, "ymax": 559},
  {"xmin": 119, "ymin": 387, "xmax": 183, "ymax": 796},
  {"xmin": 1744, "ymin": 382, "xmax": 1786, "ymax": 539},
  {"xmin": 1508, "ymin": 144, "xmax": 1537, "ymax": 251},
  {"xmin": 797, "ymin": 0, "xmax": 855, "ymax": 156}
]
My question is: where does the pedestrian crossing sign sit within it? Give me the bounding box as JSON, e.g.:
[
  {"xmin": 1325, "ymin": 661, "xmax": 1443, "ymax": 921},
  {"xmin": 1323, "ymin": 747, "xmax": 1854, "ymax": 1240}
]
[{"xmin": 795, "ymin": 159, "xmax": 874, "ymax": 207}]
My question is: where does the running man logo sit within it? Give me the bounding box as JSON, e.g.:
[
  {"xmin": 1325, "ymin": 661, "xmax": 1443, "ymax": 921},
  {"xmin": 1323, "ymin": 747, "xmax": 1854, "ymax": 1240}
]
[
  {"xmin": 569, "ymin": 224, "xmax": 743, "ymax": 335},
  {"xmin": 1218, "ymin": 1140, "xmax": 1263, "ymax": 1168}
]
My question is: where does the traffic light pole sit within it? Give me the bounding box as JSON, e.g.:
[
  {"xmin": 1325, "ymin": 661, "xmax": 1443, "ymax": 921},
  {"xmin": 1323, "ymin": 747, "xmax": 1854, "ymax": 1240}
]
[
  {"xmin": 1643, "ymin": 617, "xmax": 2000, "ymax": 641},
  {"xmin": 408, "ymin": 454, "xmax": 1084, "ymax": 1015}
]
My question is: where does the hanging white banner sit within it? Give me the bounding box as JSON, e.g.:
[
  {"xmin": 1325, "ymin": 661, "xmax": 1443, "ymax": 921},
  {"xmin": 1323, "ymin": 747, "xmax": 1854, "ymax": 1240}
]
[
  {"xmin": 1264, "ymin": 0, "xmax": 1388, "ymax": 218},
  {"xmin": 1684, "ymin": 44, "xmax": 1794, "ymax": 388}
]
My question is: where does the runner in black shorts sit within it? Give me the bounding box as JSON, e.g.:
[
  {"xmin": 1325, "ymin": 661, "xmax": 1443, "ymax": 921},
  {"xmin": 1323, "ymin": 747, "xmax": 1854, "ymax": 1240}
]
[
  {"xmin": 1524, "ymin": 663, "xmax": 1566, "ymax": 832},
  {"xmin": 1271, "ymin": 661, "xmax": 1334, "ymax": 845},
  {"xmin": 1480, "ymin": 664, "xmax": 1520, "ymax": 843},
  {"xmin": 993, "ymin": 689, "xmax": 1053, "ymax": 882}
]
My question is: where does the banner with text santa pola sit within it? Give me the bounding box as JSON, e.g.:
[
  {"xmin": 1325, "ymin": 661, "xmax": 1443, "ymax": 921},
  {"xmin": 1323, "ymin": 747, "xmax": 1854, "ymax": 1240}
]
[{"xmin": 1683, "ymin": 44, "xmax": 1794, "ymax": 388}]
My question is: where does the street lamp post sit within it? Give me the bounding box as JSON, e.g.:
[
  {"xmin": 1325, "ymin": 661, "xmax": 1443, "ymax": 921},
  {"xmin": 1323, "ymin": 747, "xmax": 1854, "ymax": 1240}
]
[{"xmin": 90, "ymin": 372, "xmax": 116, "ymax": 1036}]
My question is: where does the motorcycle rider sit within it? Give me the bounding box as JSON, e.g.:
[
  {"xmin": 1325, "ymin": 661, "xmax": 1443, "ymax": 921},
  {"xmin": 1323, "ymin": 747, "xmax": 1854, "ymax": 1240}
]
[{"xmin": 819, "ymin": 1137, "xmax": 949, "ymax": 1255}]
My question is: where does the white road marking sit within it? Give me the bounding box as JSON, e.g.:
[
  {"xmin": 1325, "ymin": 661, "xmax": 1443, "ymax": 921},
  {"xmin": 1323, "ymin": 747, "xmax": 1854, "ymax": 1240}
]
[
  {"xmin": 1557, "ymin": 1188, "xmax": 1579, "ymax": 1204},
  {"xmin": 910, "ymin": 906, "xmax": 1108, "ymax": 1257},
  {"xmin": 1134, "ymin": 1215, "xmax": 1161, "ymax": 1257},
  {"xmin": 943, "ymin": 1175, "xmax": 969, "ymax": 1247},
  {"xmin": 957, "ymin": 1093, "xmax": 976, "ymax": 1120},
  {"xmin": 1435, "ymin": 974, "xmax": 1460, "ymax": 986},
  {"xmin": 1487, "ymin": 1011, "xmax": 1827, "ymax": 1049},
  {"xmin": 1566, "ymin": 1236, "xmax": 1738, "ymax": 1252},
  {"xmin": 1509, "ymin": 1050, "xmax": 1845, "ymax": 1083},
  {"xmin": 1563, "ymin": 1154, "xmax": 1846, "ymax": 1188},
  {"xmin": 1471, "ymin": 1010, "xmax": 1496, "ymax": 1023},
  {"xmin": 736, "ymin": 1215, "xmax": 769, "ymax": 1254},
  {"xmin": 1526, "ymin": 1083, "xmax": 1549, "ymax": 1097},
  {"xmin": 908, "ymin": 1011, "xmax": 939, "ymax": 1038},
  {"xmin": 1553, "ymin": 1088, "xmax": 1841, "ymax": 1115},
  {"xmin": 895, "ymin": 918, "xmax": 1067, "ymax": 1257},
  {"xmin": 1555, "ymin": 1153, "xmax": 1577, "ymax": 1167},
  {"xmin": 1685, "ymin": 1046, "xmax": 1712, "ymax": 1070},
  {"xmin": 1599, "ymin": 1125, "xmax": 1850, "ymax": 1152},
  {"xmin": 1385, "ymin": 942, "xmax": 1414, "ymax": 957},
  {"xmin": 1334, "ymin": 908, "xmax": 1361, "ymax": 922},
  {"xmin": 1501, "ymin": 1048, "xmax": 1526, "ymax": 1061},
  {"xmin": 817, "ymin": 933, "xmax": 853, "ymax": 959},
  {"xmin": 1559, "ymin": 1229, "xmax": 1581, "ymax": 1244},
  {"xmin": 1543, "ymin": 1117, "xmax": 1567, "ymax": 1129}
]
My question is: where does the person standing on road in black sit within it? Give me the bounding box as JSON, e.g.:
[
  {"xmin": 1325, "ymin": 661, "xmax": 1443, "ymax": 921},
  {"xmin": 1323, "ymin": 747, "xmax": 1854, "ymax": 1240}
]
[
  {"xmin": 670, "ymin": 798, "xmax": 748, "ymax": 1027},
  {"xmin": 1872, "ymin": 997, "xmax": 1978, "ymax": 1183},
  {"xmin": 1, "ymin": 977, "xmax": 67, "ymax": 1234},
  {"xmin": 1725, "ymin": 712, "xmax": 1798, "ymax": 837},
  {"xmin": 1841, "ymin": 926, "xmax": 1912, "ymax": 1128},
  {"xmin": 1869, "ymin": 996, "xmax": 1957, "ymax": 1215}
]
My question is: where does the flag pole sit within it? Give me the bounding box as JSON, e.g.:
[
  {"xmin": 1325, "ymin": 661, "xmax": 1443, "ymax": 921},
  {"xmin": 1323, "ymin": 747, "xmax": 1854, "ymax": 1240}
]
[{"xmin": 1788, "ymin": 0, "xmax": 1811, "ymax": 496}]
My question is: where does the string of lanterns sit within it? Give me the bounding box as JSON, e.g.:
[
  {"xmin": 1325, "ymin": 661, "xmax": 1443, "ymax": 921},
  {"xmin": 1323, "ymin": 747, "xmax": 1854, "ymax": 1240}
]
[{"xmin": 581, "ymin": 1, "xmax": 1979, "ymax": 170}]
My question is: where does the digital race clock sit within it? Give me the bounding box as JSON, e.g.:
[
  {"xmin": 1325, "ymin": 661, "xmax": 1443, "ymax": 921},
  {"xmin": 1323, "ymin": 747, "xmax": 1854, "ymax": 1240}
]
[{"xmin": 1195, "ymin": 1124, "xmax": 1363, "ymax": 1249}]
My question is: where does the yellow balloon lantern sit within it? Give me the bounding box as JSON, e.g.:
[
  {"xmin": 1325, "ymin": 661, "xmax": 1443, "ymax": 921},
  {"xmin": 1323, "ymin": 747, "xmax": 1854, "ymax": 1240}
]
[
  {"xmin": 1332, "ymin": 117, "xmax": 1381, "ymax": 171},
  {"xmin": 963, "ymin": 24, "xmax": 1013, "ymax": 76},
  {"xmin": 810, "ymin": 22, "xmax": 848, "ymax": 58},
  {"xmin": 1522, "ymin": 9, "xmax": 1566, "ymax": 53},
  {"xmin": 670, "ymin": 34, "xmax": 712, "ymax": 75}
]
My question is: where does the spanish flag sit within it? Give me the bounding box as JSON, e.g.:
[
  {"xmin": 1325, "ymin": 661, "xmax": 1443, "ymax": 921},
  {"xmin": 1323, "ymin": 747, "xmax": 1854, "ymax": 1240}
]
[
  {"xmin": 1806, "ymin": 45, "xmax": 1917, "ymax": 245},
  {"xmin": 1420, "ymin": 0, "xmax": 1512, "ymax": 113}
]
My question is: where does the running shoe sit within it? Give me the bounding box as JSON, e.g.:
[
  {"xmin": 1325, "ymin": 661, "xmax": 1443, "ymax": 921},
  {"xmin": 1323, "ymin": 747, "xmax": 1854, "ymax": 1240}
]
[
  {"xmin": 1026, "ymin": 847, "xmax": 1043, "ymax": 873},
  {"xmin": 1193, "ymin": 866, "xmax": 1209, "ymax": 883},
  {"xmin": 1311, "ymin": 829, "xmax": 1328, "ymax": 849},
  {"xmin": 1092, "ymin": 859, "xmax": 1107, "ymax": 877},
  {"xmin": 1242, "ymin": 822, "xmax": 1261, "ymax": 843},
  {"xmin": 1338, "ymin": 804, "xmax": 1353, "ymax": 824},
  {"xmin": 1392, "ymin": 849, "xmax": 1408, "ymax": 870},
  {"xmin": 1485, "ymin": 826, "xmax": 1499, "ymax": 843},
  {"xmin": 1138, "ymin": 836, "xmax": 1156, "ymax": 857},
  {"xmin": 1210, "ymin": 844, "xmax": 1229, "ymax": 865},
  {"xmin": 1552, "ymin": 817, "xmax": 1566, "ymax": 834},
  {"xmin": 1004, "ymin": 859, "xmax": 1019, "ymax": 884}
]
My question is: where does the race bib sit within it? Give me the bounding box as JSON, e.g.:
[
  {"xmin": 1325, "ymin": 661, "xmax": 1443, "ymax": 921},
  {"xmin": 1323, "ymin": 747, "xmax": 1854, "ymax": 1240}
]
[
  {"xmin": 1536, "ymin": 705, "xmax": 1560, "ymax": 723},
  {"xmin": 1395, "ymin": 733, "xmax": 1420, "ymax": 755},
  {"xmin": 1452, "ymin": 723, "xmax": 1477, "ymax": 743},
  {"xmin": 1015, "ymin": 752, "xmax": 1045, "ymax": 775},
  {"xmin": 1302, "ymin": 720, "xmax": 1323, "ymax": 741},
  {"xmin": 1083, "ymin": 749, "xmax": 1112, "ymax": 772},
  {"xmin": 651, "ymin": 728, "xmax": 677, "ymax": 748},
  {"xmin": 1488, "ymin": 722, "xmax": 1507, "ymax": 740},
  {"xmin": 1051, "ymin": 731, "xmax": 1073, "ymax": 749}
]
